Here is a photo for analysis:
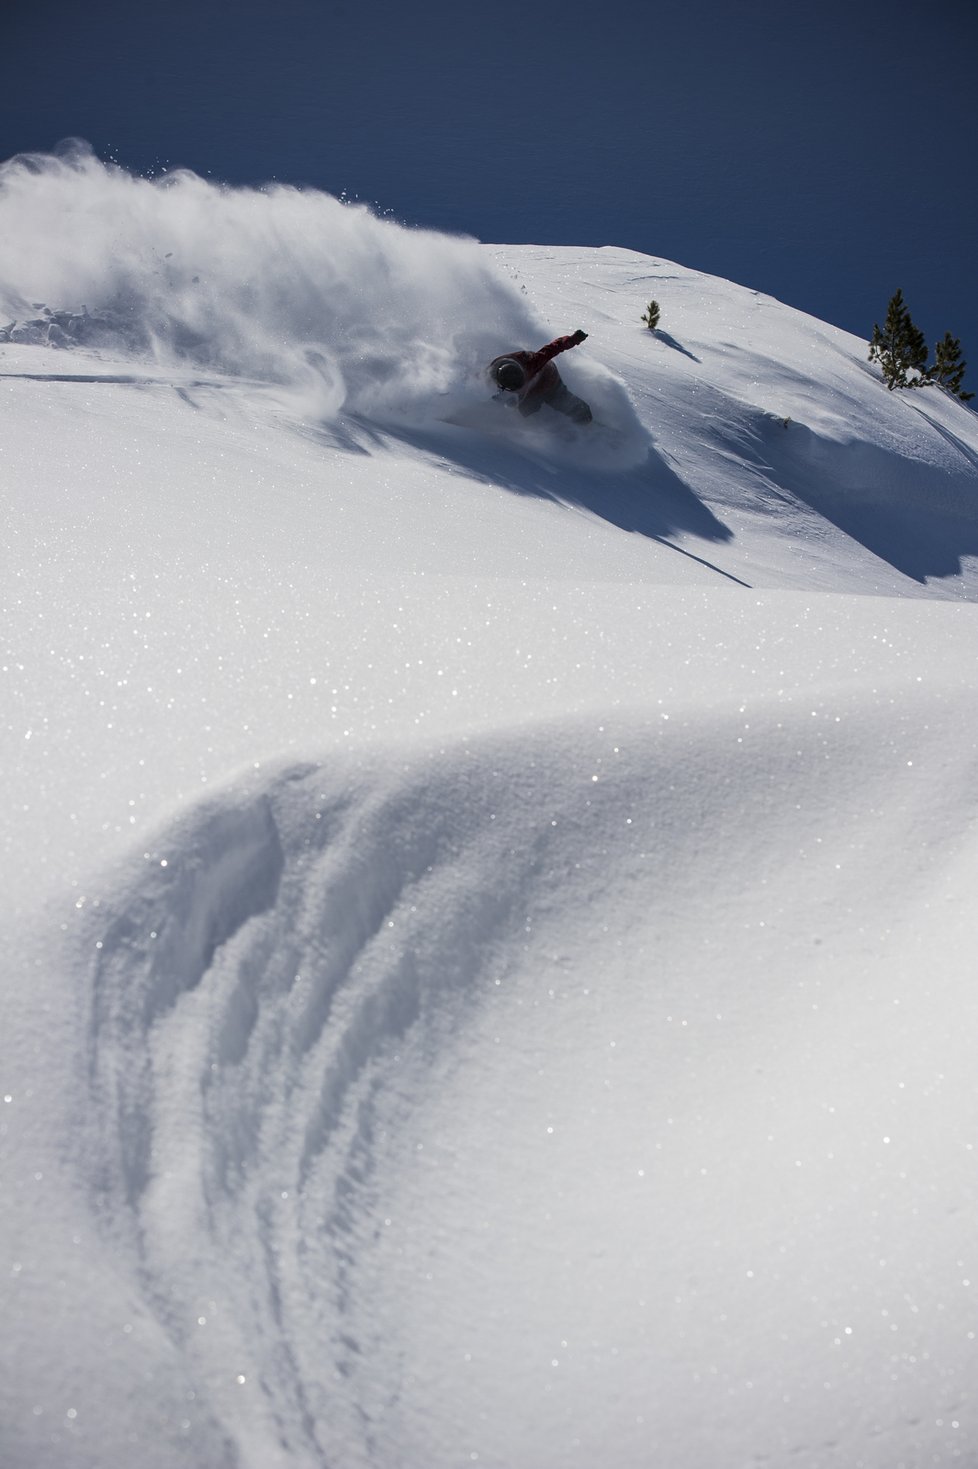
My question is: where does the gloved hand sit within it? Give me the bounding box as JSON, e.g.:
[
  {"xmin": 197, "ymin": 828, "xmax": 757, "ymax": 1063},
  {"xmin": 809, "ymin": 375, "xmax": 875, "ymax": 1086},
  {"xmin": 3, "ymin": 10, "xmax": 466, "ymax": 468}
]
[{"xmin": 571, "ymin": 329, "xmax": 588, "ymax": 344}]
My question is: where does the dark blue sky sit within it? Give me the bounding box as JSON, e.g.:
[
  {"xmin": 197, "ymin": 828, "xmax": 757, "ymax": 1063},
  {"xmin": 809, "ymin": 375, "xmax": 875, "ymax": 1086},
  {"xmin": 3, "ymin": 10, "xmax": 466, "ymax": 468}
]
[{"xmin": 3, "ymin": 0, "xmax": 976, "ymax": 378}]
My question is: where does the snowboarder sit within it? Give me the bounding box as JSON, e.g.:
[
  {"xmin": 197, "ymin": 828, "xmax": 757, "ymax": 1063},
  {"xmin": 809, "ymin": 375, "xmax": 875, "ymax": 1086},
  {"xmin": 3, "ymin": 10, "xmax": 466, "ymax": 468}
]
[{"xmin": 488, "ymin": 330, "xmax": 593, "ymax": 424}]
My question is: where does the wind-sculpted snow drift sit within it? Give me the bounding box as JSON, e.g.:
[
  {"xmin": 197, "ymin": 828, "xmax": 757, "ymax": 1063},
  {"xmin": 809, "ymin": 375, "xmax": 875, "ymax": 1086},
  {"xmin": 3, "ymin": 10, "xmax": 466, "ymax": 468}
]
[
  {"xmin": 79, "ymin": 694, "xmax": 978, "ymax": 1469},
  {"xmin": 0, "ymin": 142, "xmax": 647, "ymax": 458}
]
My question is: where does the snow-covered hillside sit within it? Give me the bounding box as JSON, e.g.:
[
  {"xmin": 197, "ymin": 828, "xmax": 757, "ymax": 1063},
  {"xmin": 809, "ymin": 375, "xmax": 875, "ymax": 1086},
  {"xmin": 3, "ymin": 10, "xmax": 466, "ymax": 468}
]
[{"xmin": 2, "ymin": 148, "xmax": 977, "ymax": 1469}]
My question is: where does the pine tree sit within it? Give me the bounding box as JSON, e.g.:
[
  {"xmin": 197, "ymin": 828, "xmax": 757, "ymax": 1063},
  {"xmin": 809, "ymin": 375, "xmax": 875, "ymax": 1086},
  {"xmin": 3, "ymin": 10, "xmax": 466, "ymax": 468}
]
[
  {"xmin": 868, "ymin": 289, "xmax": 928, "ymax": 390},
  {"xmin": 926, "ymin": 332, "xmax": 974, "ymax": 402},
  {"xmin": 641, "ymin": 299, "xmax": 661, "ymax": 332}
]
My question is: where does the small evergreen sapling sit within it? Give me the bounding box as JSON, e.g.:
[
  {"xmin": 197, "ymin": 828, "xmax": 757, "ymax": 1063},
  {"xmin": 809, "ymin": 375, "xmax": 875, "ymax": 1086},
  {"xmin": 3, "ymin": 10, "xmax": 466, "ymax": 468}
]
[
  {"xmin": 869, "ymin": 289, "xmax": 928, "ymax": 389},
  {"xmin": 641, "ymin": 300, "xmax": 661, "ymax": 332},
  {"xmin": 926, "ymin": 332, "xmax": 974, "ymax": 402}
]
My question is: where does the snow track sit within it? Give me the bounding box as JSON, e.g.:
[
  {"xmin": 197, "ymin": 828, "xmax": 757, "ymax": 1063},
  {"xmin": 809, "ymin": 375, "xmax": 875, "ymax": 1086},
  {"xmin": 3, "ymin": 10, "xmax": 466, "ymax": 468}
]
[{"xmin": 86, "ymin": 743, "xmax": 547, "ymax": 1466}]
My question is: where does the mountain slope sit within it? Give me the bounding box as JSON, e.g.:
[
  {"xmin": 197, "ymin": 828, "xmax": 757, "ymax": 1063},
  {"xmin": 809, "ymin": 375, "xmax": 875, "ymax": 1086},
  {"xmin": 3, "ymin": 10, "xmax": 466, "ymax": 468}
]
[{"xmin": 1, "ymin": 152, "xmax": 977, "ymax": 1469}]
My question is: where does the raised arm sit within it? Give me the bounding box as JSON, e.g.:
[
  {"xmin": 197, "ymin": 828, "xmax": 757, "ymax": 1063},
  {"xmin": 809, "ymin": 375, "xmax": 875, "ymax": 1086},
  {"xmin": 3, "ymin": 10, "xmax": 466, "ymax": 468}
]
[{"xmin": 535, "ymin": 329, "xmax": 588, "ymax": 365}]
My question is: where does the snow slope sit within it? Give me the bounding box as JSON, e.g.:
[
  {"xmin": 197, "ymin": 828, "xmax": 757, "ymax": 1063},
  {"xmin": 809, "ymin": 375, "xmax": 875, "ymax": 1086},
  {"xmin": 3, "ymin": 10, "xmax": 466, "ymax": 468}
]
[{"xmin": 2, "ymin": 149, "xmax": 978, "ymax": 1469}]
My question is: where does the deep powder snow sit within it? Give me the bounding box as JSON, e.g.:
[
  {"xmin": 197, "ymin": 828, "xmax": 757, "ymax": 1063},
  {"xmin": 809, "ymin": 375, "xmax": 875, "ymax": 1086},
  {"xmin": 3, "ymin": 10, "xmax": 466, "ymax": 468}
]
[{"xmin": 2, "ymin": 147, "xmax": 978, "ymax": 1469}]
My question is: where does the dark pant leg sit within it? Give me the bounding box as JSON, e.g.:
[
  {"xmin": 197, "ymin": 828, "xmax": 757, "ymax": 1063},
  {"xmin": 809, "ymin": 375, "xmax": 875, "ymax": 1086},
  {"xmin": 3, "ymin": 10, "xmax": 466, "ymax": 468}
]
[{"xmin": 541, "ymin": 378, "xmax": 593, "ymax": 424}]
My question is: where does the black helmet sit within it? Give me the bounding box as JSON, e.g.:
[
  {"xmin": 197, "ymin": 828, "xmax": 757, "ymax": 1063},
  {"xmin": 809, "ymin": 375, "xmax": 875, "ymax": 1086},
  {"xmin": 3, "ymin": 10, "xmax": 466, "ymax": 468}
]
[{"xmin": 493, "ymin": 358, "xmax": 525, "ymax": 391}]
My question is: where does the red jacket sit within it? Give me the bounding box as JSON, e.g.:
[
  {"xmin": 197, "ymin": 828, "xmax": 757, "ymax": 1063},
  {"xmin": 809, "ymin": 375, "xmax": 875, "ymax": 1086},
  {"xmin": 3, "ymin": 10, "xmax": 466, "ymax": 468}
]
[{"xmin": 489, "ymin": 334, "xmax": 583, "ymax": 405}]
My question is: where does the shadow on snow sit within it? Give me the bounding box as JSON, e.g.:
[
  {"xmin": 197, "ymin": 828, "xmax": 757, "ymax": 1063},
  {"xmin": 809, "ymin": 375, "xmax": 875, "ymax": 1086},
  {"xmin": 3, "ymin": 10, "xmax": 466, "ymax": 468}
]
[
  {"xmin": 385, "ymin": 418, "xmax": 734, "ymax": 548},
  {"xmin": 760, "ymin": 409, "xmax": 978, "ymax": 585}
]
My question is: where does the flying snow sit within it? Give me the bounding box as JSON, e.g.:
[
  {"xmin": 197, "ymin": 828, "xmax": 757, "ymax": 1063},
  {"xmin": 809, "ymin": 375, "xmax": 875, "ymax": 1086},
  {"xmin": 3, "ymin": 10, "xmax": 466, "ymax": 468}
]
[{"xmin": 0, "ymin": 141, "xmax": 646, "ymax": 450}]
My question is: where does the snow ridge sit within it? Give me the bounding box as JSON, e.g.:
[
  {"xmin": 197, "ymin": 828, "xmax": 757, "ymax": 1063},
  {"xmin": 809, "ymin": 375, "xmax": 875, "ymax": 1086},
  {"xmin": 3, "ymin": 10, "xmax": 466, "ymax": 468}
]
[{"xmin": 77, "ymin": 688, "xmax": 978, "ymax": 1468}]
